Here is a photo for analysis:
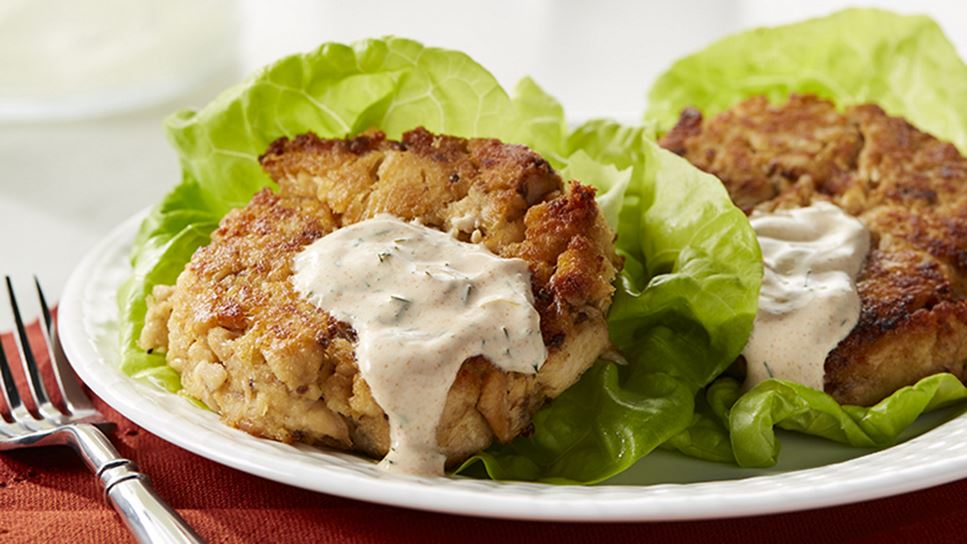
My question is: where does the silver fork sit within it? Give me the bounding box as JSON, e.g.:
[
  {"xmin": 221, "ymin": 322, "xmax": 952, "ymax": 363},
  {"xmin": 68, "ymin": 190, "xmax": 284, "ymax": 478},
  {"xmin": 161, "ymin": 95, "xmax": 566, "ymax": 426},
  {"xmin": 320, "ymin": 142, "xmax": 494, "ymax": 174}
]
[{"xmin": 0, "ymin": 277, "xmax": 203, "ymax": 544}]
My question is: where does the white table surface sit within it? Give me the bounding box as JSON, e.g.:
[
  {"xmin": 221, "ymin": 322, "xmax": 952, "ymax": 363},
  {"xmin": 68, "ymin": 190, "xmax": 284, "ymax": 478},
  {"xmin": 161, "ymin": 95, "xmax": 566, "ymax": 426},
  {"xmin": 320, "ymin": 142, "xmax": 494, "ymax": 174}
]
[{"xmin": 1, "ymin": 0, "xmax": 964, "ymax": 329}]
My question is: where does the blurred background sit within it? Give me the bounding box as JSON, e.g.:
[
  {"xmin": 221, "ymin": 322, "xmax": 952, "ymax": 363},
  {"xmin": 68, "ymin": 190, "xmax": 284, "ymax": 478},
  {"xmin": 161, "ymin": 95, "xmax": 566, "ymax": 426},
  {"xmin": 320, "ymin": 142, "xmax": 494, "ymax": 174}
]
[{"xmin": 0, "ymin": 0, "xmax": 964, "ymax": 326}]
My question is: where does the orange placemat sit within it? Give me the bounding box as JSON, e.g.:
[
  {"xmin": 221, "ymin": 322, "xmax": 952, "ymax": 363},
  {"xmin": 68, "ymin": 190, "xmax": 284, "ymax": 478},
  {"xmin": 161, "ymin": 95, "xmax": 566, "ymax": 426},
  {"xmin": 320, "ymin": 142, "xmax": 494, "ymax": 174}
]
[{"xmin": 1, "ymin": 320, "xmax": 965, "ymax": 543}]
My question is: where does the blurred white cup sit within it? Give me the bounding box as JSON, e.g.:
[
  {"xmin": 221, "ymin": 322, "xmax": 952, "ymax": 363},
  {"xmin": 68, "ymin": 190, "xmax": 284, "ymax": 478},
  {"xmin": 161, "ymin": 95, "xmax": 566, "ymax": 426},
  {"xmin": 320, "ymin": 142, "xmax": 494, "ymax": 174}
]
[{"xmin": 0, "ymin": 0, "xmax": 239, "ymax": 122}]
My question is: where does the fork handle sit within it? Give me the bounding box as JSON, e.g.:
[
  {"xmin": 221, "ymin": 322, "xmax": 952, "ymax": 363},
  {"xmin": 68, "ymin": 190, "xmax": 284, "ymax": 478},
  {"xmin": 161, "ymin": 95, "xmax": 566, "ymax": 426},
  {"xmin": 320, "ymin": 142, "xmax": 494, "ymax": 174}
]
[
  {"xmin": 66, "ymin": 424, "xmax": 204, "ymax": 544},
  {"xmin": 101, "ymin": 461, "xmax": 205, "ymax": 544}
]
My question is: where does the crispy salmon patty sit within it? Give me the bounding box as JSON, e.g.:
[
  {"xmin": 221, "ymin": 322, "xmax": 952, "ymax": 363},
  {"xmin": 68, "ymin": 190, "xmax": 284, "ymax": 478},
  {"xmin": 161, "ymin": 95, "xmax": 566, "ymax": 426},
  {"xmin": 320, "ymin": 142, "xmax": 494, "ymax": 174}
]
[
  {"xmin": 660, "ymin": 95, "xmax": 967, "ymax": 405},
  {"xmin": 139, "ymin": 128, "xmax": 621, "ymax": 464}
]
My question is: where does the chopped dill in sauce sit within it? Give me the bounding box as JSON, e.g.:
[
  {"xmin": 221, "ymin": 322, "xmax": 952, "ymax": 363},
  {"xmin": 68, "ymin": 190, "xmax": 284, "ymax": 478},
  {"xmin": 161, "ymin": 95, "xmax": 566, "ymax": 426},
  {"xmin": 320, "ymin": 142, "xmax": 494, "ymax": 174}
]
[
  {"xmin": 292, "ymin": 214, "xmax": 547, "ymax": 476},
  {"xmin": 742, "ymin": 202, "xmax": 870, "ymax": 392}
]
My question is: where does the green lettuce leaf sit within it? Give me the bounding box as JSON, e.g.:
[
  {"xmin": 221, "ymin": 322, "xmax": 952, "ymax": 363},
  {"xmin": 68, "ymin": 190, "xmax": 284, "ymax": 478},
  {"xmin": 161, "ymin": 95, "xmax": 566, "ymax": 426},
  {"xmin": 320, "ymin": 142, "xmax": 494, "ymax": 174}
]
[
  {"xmin": 461, "ymin": 121, "xmax": 761, "ymax": 483},
  {"xmin": 646, "ymin": 8, "xmax": 967, "ymax": 154},
  {"xmin": 660, "ymin": 378, "xmax": 737, "ymax": 464},
  {"xmin": 119, "ymin": 178, "xmax": 218, "ymax": 384},
  {"xmin": 646, "ymin": 8, "xmax": 967, "ymax": 466},
  {"xmin": 121, "ymin": 37, "xmax": 762, "ymax": 483},
  {"xmin": 663, "ymin": 374, "xmax": 967, "ymax": 468},
  {"xmin": 510, "ymin": 76, "xmax": 568, "ymax": 166},
  {"xmin": 731, "ymin": 373, "xmax": 967, "ymax": 467}
]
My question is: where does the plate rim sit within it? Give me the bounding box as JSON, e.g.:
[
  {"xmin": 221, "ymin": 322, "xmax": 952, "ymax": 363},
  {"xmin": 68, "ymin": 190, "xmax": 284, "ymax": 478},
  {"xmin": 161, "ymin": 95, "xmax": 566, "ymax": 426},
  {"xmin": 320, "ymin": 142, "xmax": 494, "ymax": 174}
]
[{"xmin": 57, "ymin": 209, "xmax": 967, "ymax": 522}]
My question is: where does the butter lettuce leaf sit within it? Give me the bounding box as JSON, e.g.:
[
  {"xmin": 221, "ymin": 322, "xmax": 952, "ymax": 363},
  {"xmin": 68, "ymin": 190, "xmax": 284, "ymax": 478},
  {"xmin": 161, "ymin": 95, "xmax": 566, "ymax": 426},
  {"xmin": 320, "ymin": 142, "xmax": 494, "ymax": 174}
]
[
  {"xmin": 660, "ymin": 378, "xmax": 737, "ymax": 464},
  {"xmin": 730, "ymin": 374, "xmax": 967, "ymax": 467},
  {"xmin": 166, "ymin": 37, "xmax": 520, "ymax": 214},
  {"xmin": 461, "ymin": 121, "xmax": 761, "ymax": 483},
  {"xmin": 663, "ymin": 375, "xmax": 967, "ymax": 467},
  {"xmin": 646, "ymin": 8, "xmax": 967, "ymax": 466},
  {"xmin": 646, "ymin": 8, "xmax": 967, "ymax": 154},
  {"xmin": 119, "ymin": 178, "xmax": 218, "ymax": 385},
  {"xmin": 510, "ymin": 76, "xmax": 568, "ymax": 166}
]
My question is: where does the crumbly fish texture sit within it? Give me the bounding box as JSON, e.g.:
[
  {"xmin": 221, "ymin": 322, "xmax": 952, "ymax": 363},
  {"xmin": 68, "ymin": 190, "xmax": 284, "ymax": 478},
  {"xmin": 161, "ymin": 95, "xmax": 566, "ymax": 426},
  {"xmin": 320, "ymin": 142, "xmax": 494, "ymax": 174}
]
[
  {"xmin": 660, "ymin": 95, "xmax": 967, "ymax": 405},
  {"xmin": 141, "ymin": 127, "xmax": 621, "ymax": 465}
]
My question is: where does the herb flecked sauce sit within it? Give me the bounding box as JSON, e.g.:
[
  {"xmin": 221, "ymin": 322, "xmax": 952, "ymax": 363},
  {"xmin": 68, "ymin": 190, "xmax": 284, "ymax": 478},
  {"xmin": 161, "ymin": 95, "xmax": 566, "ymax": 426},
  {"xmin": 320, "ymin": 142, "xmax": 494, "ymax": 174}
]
[
  {"xmin": 293, "ymin": 214, "xmax": 546, "ymax": 476},
  {"xmin": 743, "ymin": 201, "xmax": 871, "ymax": 391}
]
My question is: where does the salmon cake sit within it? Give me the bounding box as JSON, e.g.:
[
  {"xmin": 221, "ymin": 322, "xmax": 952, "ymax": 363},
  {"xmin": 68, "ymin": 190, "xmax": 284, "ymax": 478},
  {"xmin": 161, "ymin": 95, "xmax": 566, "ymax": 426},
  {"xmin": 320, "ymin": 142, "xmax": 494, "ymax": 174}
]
[
  {"xmin": 139, "ymin": 127, "xmax": 621, "ymax": 467},
  {"xmin": 660, "ymin": 95, "xmax": 967, "ymax": 405}
]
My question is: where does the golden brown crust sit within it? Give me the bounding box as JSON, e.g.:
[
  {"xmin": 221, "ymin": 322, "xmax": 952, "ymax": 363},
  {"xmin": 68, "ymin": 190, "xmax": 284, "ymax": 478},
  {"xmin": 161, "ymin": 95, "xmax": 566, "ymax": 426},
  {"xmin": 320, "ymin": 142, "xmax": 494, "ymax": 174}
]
[
  {"xmin": 660, "ymin": 95, "xmax": 967, "ymax": 405},
  {"xmin": 661, "ymin": 95, "xmax": 864, "ymax": 214},
  {"xmin": 142, "ymin": 127, "xmax": 620, "ymax": 464}
]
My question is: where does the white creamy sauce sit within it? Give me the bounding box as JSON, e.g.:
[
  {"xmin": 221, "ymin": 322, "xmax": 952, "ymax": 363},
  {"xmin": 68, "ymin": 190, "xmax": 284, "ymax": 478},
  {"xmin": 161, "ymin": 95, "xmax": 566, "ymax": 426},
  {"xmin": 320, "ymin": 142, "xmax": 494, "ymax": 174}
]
[
  {"xmin": 293, "ymin": 214, "xmax": 546, "ymax": 476},
  {"xmin": 743, "ymin": 202, "xmax": 870, "ymax": 391}
]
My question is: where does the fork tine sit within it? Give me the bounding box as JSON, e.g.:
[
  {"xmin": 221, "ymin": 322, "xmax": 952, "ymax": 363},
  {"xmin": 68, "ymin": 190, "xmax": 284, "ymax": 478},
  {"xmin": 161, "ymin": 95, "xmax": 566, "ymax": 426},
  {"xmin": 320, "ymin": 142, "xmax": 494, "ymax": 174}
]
[
  {"xmin": 0, "ymin": 321, "xmax": 23, "ymax": 423},
  {"xmin": 36, "ymin": 276, "xmax": 52, "ymax": 337},
  {"xmin": 34, "ymin": 276, "xmax": 94, "ymax": 415},
  {"xmin": 5, "ymin": 277, "xmax": 60, "ymax": 419}
]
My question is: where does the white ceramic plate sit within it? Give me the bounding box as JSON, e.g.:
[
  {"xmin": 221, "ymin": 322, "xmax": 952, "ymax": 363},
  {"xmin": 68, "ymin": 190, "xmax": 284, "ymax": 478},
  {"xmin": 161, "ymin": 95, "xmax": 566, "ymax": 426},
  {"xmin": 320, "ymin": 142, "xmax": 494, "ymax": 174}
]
[{"xmin": 58, "ymin": 211, "xmax": 967, "ymax": 522}]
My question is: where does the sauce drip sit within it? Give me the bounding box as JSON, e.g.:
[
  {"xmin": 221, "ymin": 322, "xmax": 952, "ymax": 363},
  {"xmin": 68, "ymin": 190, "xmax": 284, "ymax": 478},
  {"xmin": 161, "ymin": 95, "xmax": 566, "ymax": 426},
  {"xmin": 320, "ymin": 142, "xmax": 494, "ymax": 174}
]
[
  {"xmin": 743, "ymin": 202, "xmax": 870, "ymax": 391},
  {"xmin": 293, "ymin": 214, "xmax": 546, "ymax": 476}
]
